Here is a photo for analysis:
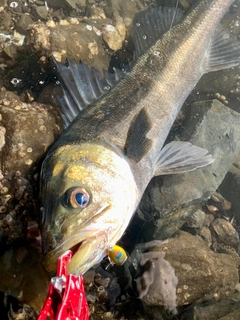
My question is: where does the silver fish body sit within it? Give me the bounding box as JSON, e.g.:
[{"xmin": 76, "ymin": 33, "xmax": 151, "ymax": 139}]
[{"xmin": 41, "ymin": 0, "xmax": 240, "ymax": 275}]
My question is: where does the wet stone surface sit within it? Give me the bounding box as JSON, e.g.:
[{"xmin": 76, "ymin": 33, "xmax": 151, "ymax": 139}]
[{"xmin": 0, "ymin": 88, "xmax": 62, "ymax": 249}]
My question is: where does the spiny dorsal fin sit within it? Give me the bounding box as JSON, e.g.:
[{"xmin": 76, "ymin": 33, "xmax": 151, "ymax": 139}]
[
  {"xmin": 126, "ymin": 108, "xmax": 153, "ymax": 162},
  {"xmin": 53, "ymin": 57, "xmax": 125, "ymax": 128},
  {"xmin": 207, "ymin": 24, "xmax": 240, "ymax": 72},
  {"xmin": 133, "ymin": 6, "xmax": 184, "ymax": 59}
]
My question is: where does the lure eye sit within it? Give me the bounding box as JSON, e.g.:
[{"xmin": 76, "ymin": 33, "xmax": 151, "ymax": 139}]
[{"xmin": 63, "ymin": 187, "xmax": 90, "ymax": 209}]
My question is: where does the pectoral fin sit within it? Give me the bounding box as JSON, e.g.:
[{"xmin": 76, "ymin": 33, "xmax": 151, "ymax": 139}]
[
  {"xmin": 126, "ymin": 108, "xmax": 153, "ymax": 162},
  {"xmin": 154, "ymin": 141, "xmax": 214, "ymax": 176}
]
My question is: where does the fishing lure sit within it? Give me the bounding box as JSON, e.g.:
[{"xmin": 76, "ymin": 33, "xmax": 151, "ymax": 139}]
[{"xmin": 107, "ymin": 244, "xmax": 127, "ymax": 266}]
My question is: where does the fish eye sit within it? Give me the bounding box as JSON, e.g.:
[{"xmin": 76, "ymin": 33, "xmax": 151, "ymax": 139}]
[{"xmin": 62, "ymin": 187, "xmax": 90, "ymax": 209}]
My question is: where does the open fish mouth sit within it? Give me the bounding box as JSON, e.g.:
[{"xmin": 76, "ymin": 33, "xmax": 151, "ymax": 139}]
[
  {"xmin": 67, "ymin": 234, "xmax": 107, "ymax": 275},
  {"xmin": 44, "ymin": 231, "xmax": 108, "ymax": 275},
  {"xmin": 43, "ymin": 204, "xmax": 116, "ymax": 275}
]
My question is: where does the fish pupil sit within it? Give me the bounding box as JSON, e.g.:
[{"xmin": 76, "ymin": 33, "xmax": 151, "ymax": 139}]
[{"xmin": 75, "ymin": 192, "xmax": 88, "ymax": 206}]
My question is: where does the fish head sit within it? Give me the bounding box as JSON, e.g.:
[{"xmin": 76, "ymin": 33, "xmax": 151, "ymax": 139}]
[{"xmin": 40, "ymin": 140, "xmax": 138, "ymax": 275}]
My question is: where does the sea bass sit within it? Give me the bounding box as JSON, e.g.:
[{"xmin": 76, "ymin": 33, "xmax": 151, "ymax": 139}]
[{"xmin": 41, "ymin": 0, "xmax": 240, "ymax": 275}]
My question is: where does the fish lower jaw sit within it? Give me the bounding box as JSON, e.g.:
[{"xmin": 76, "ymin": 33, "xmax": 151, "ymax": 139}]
[
  {"xmin": 44, "ymin": 227, "xmax": 122, "ymax": 275},
  {"xmin": 67, "ymin": 228, "xmax": 123, "ymax": 275},
  {"xmin": 67, "ymin": 236, "xmax": 107, "ymax": 275}
]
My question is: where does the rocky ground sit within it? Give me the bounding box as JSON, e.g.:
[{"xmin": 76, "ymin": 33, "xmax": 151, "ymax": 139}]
[{"xmin": 1, "ymin": 0, "xmax": 240, "ymax": 319}]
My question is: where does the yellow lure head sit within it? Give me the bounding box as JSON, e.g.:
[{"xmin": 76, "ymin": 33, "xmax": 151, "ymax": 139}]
[{"xmin": 108, "ymin": 245, "xmax": 127, "ymax": 266}]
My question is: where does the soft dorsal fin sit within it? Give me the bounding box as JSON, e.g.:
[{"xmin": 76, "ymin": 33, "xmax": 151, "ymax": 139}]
[
  {"xmin": 53, "ymin": 57, "xmax": 125, "ymax": 128},
  {"xmin": 133, "ymin": 6, "xmax": 184, "ymax": 59},
  {"xmin": 126, "ymin": 108, "xmax": 153, "ymax": 162}
]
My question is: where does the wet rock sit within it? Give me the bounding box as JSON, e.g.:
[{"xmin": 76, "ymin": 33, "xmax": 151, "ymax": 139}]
[
  {"xmin": 3, "ymin": 44, "xmax": 18, "ymax": 59},
  {"xmin": 8, "ymin": 303, "xmax": 37, "ymax": 320},
  {"xmin": 27, "ymin": 19, "xmax": 112, "ymax": 71},
  {"xmin": 219, "ymin": 310, "xmax": 240, "ymax": 320},
  {"xmin": 86, "ymin": 266, "xmax": 121, "ymax": 310},
  {"xmin": 66, "ymin": 0, "xmax": 86, "ymax": 8},
  {"xmin": 0, "ymin": 89, "xmax": 62, "ymax": 247},
  {"xmin": 27, "ymin": 21, "xmax": 51, "ymax": 52},
  {"xmin": 131, "ymin": 231, "xmax": 240, "ymax": 310},
  {"xmin": 205, "ymin": 192, "xmax": 233, "ymax": 222},
  {"xmin": 0, "ymin": 94, "xmax": 62, "ymax": 173},
  {"xmin": 47, "ymin": 0, "xmax": 86, "ymax": 9},
  {"xmin": 0, "ymin": 125, "xmax": 6, "ymax": 151},
  {"xmin": 45, "ymin": 0, "xmax": 71, "ymax": 9},
  {"xmin": 35, "ymin": 6, "xmax": 48, "ymax": 20},
  {"xmin": 138, "ymin": 100, "xmax": 240, "ymax": 240},
  {"xmin": 90, "ymin": 5, "xmax": 106, "ymax": 19},
  {"xmin": 185, "ymin": 209, "xmax": 205, "ymax": 229},
  {"xmin": 199, "ymin": 226, "xmax": 212, "ymax": 247},
  {"xmin": 219, "ymin": 171, "xmax": 240, "ymax": 226},
  {"xmin": 0, "ymin": 245, "xmax": 50, "ymax": 311},
  {"xmin": 180, "ymin": 292, "xmax": 240, "ymax": 320},
  {"xmin": 102, "ymin": 17, "xmax": 126, "ymax": 51},
  {"xmin": 210, "ymin": 218, "xmax": 239, "ymax": 247},
  {"xmin": 109, "ymin": 0, "xmax": 146, "ymax": 27},
  {"xmin": 8, "ymin": 0, "xmax": 23, "ymax": 13},
  {"xmin": 0, "ymin": 10, "xmax": 12, "ymax": 30},
  {"xmin": 15, "ymin": 13, "xmax": 34, "ymax": 34}
]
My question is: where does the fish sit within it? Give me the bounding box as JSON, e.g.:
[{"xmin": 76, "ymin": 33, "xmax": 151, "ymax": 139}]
[{"xmin": 40, "ymin": 0, "xmax": 240, "ymax": 276}]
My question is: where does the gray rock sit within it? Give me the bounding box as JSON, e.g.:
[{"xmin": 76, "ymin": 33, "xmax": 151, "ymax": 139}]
[
  {"xmin": 108, "ymin": 0, "xmax": 146, "ymax": 27},
  {"xmin": 16, "ymin": 13, "xmax": 34, "ymax": 34},
  {"xmin": 138, "ymin": 100, "xmax": 240, "ymax": 239},
  {"xmin": 219, "ymin": 310, "xmax": 240, "ymax": 320},
  {"xmin": 47, "ymin": 0, "xmax": 86, "ymax": 9},
  {"xmin": 210, "ymin": 218, "xmax": 239, "ymax": 247},
  {"xmin": 199, "ymin": 226, "xmax": 212, "ymax": 247},
  {"xmin": 186, "ymin": 209, "xmax": 205, "ymax": 229},
  {"xmin": 180, "ymin": 292, "xmax": 240, "ymax": 320},
  {"xmin": 45, "ymin": 0, "xmax": 71, "ymax": 9},
  {"xmin": 66, "ymin": 0, "xmax": 86, "ymax": 7},
  {"xmin": 0, "ymin": 10, "xmax": 12, "ymax": 30},
  {"xmin": 35, "ymin": 6, "xmax": 48, "ymax": 20}
]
